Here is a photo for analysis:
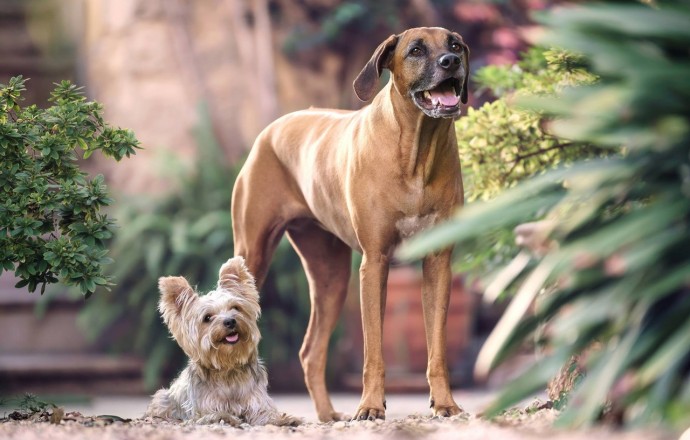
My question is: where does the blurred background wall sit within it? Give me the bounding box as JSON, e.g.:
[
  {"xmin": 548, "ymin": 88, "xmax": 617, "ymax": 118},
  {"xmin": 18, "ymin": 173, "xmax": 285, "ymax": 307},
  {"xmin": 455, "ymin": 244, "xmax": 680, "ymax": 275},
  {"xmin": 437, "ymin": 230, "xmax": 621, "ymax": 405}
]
[
  {"xmin": 78, "ymin": 0, "xmax": 536, "ymax": 194},
  {"xmin": 0, "ymin": 0, "xmax": 545, "ymax": 397}
]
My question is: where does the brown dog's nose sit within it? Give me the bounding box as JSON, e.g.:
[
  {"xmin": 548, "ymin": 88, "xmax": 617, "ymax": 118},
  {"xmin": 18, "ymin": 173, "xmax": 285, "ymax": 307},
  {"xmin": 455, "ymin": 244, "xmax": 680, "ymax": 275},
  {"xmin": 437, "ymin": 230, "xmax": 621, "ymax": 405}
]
[
  {"xmin": 224, "ymin": 318, "xmax": 236, "ymax": 329},
  {"xmin": 438, "ymin": 53, "xmax": 461, "ymax": 71}
]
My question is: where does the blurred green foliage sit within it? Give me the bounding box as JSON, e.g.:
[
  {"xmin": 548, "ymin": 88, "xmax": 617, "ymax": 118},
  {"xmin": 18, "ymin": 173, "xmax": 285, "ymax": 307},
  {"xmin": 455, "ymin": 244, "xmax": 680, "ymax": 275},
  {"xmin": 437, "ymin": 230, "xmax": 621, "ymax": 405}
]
[
  {"xmin": 462, "ymin": 48, "xmax": 597, "ymax": 203},
  {"xmin": 80, "ymin": 105, "xmax": 313, "ymax": 390},
  {"xmin": 403, "ymin": 0, "xmax": 690, "ymax": 428},
  {"xmin": 452, "ymin": 48, "xmax": 602, "ymax": 277},
  {"xmin": 283, "ymin": 1, "xmax": 405, "ymax": 53},
  {"xmin": 0, "ymin": 76, "xmax": 139, "ymax": 296}
]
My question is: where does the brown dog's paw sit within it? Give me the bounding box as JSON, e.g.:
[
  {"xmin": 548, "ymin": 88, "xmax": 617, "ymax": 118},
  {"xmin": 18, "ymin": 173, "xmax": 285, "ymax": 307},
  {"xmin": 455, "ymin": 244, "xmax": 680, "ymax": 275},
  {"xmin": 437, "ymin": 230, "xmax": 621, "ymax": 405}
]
[
  {"xmin": 318, "ymin": 411, "xmax": 349, "ymax": 423},
  {"xmin": 431, "ymin": 403, "xmax": 464, "ymax": 418},
  {"xmin": 331, "ymin": 411, "xmax": 351, "ymax": 422},
  {"xmin": 353, "ymin": 406, "xmax": 385, "ymax": 421}
]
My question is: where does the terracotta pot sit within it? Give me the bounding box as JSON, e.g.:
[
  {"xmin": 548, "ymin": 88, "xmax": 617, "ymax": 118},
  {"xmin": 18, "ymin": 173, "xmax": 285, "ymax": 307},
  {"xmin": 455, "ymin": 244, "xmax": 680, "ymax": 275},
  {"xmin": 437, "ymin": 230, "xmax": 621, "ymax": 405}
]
[
  {"xmin": 341, "ymin": 266, "xmax": 476, "ymax": 391},
  {"xmin": 384, "ymin": 266, "xmax": 473, "ymax": 370}
]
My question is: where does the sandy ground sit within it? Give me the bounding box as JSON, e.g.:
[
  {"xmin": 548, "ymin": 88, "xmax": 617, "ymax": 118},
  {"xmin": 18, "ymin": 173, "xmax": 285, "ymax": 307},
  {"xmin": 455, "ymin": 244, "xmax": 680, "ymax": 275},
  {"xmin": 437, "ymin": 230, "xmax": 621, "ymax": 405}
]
[
  {"xmin": 0, "ymin": 392, "xmax": 680, "ymax": 440},
  {"xmin": 66, "ymin": 391, "xmax": 496, "ymax": 422}
]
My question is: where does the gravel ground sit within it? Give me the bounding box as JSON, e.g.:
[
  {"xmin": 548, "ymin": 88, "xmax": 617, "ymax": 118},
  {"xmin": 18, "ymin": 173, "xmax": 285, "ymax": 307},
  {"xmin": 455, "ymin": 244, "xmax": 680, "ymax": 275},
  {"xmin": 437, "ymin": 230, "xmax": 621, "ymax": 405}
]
[{"xmin": 0, "ymin": 400, "xmax": 678, "ymax": 440}]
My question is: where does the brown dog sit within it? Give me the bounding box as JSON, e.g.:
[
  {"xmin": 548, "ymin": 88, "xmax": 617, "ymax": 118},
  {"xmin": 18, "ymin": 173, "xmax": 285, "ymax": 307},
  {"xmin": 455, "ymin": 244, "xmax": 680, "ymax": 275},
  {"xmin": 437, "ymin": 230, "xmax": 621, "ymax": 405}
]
[{"xmin": 232, "ymin": 27, "xmax": 469, "ymax": 421}]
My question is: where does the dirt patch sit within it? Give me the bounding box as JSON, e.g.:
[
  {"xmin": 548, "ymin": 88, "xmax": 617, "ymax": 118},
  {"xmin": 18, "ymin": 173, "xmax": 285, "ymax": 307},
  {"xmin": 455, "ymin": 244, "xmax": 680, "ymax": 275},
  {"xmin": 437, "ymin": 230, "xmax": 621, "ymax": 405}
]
[{"xmin": 0, "ymin": 409, "xmax": 676, "ymax": 440}]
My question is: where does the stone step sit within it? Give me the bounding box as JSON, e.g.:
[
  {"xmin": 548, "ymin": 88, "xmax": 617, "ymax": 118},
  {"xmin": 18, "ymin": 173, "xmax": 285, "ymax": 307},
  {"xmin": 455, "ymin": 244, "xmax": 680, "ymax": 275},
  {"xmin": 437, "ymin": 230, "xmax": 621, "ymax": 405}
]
[
  {"xmin": 0, "ymin": 353, "xmax": 145, "ymax": 395},
  {"xmin": 0, "ymin": 274, "xmax": 145, "ymax": 395},
  {"xmin": 0, "ymin": 278, "xmax": 93, "ymax": 354}
]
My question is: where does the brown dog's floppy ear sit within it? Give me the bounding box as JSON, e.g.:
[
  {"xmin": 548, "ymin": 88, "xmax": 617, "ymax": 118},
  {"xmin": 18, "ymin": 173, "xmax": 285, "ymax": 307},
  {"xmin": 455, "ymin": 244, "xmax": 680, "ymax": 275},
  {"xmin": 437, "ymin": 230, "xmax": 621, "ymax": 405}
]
[
  {"xmin": 218, "ymin": 256, "xmax": 257, "ymax": 293},
  {"xmin": 353, "ymin": 34, "xmax": 398, "ymax": 102}
]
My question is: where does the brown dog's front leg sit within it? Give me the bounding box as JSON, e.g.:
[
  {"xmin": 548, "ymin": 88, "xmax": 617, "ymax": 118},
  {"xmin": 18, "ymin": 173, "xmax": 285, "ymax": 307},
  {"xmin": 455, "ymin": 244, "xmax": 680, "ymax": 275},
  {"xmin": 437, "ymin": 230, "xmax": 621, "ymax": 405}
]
[
  {"xmin": 422, "ymin": 250, "xmax": 463, "ymax": 417},
  {"xmin": 354, "ymin": 252, "xmax": 389, "ymax": 421}
]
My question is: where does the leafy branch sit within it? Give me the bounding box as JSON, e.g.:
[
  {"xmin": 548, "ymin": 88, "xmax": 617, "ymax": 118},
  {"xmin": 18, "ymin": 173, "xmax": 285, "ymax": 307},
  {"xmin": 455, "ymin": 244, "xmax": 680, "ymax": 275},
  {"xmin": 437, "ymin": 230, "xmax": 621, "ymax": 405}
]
[{"xmin": 0, "ymin": 76, "xmax": 140, "ymax": 296}]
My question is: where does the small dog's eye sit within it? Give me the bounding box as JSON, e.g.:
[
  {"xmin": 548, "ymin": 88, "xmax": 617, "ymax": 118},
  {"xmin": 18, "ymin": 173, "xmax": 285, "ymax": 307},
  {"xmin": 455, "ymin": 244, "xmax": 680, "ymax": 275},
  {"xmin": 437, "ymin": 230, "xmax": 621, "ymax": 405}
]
[
  {"xmin": 203, "ymin": 314, "xmax": 212, "ymax": 323},
  {"xmin": 410, "ymin": 47, "xmax": 422, "ymax": 56},
  {"xmin": 450, "ymin": 42, "xmax": 461, "ymax": 52}
]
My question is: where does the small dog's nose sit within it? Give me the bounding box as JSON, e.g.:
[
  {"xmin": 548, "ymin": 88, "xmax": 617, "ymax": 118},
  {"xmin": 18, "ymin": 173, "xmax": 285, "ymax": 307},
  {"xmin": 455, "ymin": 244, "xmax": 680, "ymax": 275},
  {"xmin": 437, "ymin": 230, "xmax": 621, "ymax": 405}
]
[
  {"xmin": 224, "ymin": 318, "xmax": 237, "ymax": 329},
  {"xmin": 438, "ymin": 53, "xmax": 461, "ymax": 71}
]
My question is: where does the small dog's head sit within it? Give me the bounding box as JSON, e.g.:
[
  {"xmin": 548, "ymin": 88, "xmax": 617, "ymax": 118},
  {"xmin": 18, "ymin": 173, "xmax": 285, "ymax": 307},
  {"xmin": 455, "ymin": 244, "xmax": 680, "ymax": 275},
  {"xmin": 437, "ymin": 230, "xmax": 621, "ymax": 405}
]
[
  {"xmin": 158, "ymin": 256, "xmax": 261, "ymax": 370},
  {"xmin": 353, "ymin": 27, "xmax": 470, "ymax": 119}
]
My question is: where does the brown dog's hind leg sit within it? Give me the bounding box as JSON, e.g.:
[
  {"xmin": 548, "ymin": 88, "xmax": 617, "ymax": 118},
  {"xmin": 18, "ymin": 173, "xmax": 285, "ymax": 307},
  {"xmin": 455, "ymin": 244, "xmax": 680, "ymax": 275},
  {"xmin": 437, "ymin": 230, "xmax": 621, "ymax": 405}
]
[
  {"xmin": 231, "ymin": 147, "xmax": 300, "ymax": 288},
  {"xmin": 287, "ymin": 222, "xmax": 352, "ymax": 422},
  {"xmin": 232, "ymin": 217, "xmax": 284, "ymax": 290}
]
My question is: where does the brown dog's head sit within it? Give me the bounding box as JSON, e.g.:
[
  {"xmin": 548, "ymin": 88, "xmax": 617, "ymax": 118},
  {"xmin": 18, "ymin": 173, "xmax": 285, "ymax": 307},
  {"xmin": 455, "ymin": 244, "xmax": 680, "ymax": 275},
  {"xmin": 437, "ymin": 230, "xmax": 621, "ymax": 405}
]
[{"xmin": 353, "ymin": 27, "xmax": 470, "ymax": 119}]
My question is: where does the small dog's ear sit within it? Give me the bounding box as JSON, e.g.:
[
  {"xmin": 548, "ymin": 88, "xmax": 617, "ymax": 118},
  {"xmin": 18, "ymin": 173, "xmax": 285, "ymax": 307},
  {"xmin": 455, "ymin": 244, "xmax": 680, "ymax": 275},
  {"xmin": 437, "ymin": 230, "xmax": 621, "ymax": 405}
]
[
  {"xmin": 353, "ymin": 34, "xmax": 398, "ymax": 102},
  {"xmin": 158, "ymin": 276, "xmax": 196, "ymax": 318},
  {"xmin": 218, "ymin": 256, "xmax": 257, "ymax": 293}
]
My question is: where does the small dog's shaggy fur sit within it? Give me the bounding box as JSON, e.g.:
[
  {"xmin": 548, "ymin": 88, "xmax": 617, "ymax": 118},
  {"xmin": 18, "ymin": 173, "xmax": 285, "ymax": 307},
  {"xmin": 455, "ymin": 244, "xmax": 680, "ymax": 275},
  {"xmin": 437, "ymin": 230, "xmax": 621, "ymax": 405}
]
[{"xmin": 145, "ymin": 256, "xmax": 300, "ymax": 426}]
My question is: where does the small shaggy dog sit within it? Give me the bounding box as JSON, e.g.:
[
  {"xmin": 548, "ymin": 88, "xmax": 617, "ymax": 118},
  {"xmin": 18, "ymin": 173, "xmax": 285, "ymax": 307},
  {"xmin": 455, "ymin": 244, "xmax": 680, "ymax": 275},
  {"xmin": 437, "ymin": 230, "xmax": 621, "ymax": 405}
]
[{"xmin": 145, "ymin": 256, "xmax": 300, "ymax": 426}]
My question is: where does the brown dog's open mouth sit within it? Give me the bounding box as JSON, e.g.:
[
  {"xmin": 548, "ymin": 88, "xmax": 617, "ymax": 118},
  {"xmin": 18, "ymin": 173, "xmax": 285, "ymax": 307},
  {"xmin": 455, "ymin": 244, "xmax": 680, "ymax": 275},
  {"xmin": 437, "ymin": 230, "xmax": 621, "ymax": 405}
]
[
  {"xmin": 222, "ymin": 332, "xmax": 240, "ymax": 345},
  {"xmin": 413, "ymin": 78, "xmax": 462, "ymax": 115}
]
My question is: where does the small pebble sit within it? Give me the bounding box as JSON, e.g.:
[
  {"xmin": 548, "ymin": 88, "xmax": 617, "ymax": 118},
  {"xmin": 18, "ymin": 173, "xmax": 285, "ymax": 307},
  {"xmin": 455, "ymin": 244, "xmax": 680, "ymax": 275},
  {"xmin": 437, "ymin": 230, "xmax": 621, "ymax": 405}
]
[
  {"xmin": 333, "ymin": 421, "xmax": 347, "ymax": 430},
  {"xmin": 50, "ymin": 407, "xmax": 65, "ymax": 425}
]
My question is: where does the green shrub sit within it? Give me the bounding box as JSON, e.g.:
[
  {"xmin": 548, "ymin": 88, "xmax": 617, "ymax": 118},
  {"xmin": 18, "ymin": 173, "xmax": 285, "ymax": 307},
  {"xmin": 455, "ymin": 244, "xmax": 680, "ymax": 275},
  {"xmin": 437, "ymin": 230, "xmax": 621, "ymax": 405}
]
[
  {"xmin": 459, "ymin": 48, "xmax": 597, "ymax": 203},
  {"xmin": 0, "ymin": 76, "xmax": 139, "ymax": 296},
  {"xmin": 403, "ymin": 0, "xmax": 690, "ymax": 428},
  {"xmin": 452, "ymin": 49, "xmax": 601, "ymax": 277}
]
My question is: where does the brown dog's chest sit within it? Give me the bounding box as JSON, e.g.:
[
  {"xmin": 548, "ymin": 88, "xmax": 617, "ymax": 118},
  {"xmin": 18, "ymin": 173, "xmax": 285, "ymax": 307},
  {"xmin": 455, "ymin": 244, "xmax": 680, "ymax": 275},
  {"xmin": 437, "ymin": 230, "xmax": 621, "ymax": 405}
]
[
  {"xmin": 390, "ymin": 179, "xmax": 459, "ymax": 241},
  {"xmin": 395, "ymin": 212, "xmax": 439, "ymax": 239}
]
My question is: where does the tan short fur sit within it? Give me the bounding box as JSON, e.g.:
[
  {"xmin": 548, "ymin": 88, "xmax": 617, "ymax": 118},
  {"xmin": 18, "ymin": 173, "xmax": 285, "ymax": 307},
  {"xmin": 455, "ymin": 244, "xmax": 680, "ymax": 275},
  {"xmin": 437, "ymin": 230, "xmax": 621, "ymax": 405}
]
[{"xmin": 232, "ymin": 27, "xmax": 469, "ymax": 421}]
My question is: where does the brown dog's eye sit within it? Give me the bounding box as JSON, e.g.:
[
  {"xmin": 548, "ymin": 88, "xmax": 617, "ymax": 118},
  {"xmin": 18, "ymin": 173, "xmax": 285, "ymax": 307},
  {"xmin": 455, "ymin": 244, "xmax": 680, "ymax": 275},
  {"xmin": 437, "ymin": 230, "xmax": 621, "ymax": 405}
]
[
  {"xmin": 450, "ymin": 42, "xmax": 461, "ymax": 52},
  {"xmin": 203, "ymin": 314, "xmax": 212, "ymax": 323},
  {"xmin": 410, "ymin": 47, "xmax": 422, "ymax": 56}
]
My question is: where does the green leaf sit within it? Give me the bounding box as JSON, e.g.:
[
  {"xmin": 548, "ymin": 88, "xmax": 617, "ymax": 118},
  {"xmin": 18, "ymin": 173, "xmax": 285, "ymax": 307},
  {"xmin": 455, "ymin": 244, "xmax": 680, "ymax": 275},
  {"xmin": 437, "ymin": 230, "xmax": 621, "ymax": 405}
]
[
  {"xmin": 559, "ymin": 324, "xmax": 641, "ymax": 426},
  {"xmin": 483, "ymin": 348, "xmax": 571, "ymax": 418},
  {"xmin": 636, "ymin": 317, "xmax": 690, "ymax": 388},
  {"xmin": 399, "ymin": 190, "xmax": 562, "ymax": 260},
  {"xmin": 407, "ymin": 0, "xmax": 690, "ymax": 429}
]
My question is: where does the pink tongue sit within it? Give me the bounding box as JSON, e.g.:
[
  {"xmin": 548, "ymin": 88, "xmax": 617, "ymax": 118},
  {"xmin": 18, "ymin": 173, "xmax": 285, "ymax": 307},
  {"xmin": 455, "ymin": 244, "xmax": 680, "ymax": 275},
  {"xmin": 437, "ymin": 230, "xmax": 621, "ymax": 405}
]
[
  {"xmin": 431, "ymin": 89, "xmax": 460, "ymax": 106},
  {"xmin": 226, "ymin": 334, "xmax": 239, "ymax": 343}
]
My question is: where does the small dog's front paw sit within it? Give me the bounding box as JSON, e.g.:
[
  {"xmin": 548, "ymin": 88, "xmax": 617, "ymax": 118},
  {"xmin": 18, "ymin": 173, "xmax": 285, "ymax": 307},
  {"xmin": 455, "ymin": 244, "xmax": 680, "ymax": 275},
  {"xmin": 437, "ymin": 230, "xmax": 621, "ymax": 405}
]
[
  {"xmin": 273, "ymin": 413, "xmax": 303, "ymax": 427},
  {"xmin": 195, "ymin": 413, "xmax": 242, "ymax": 426}
]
